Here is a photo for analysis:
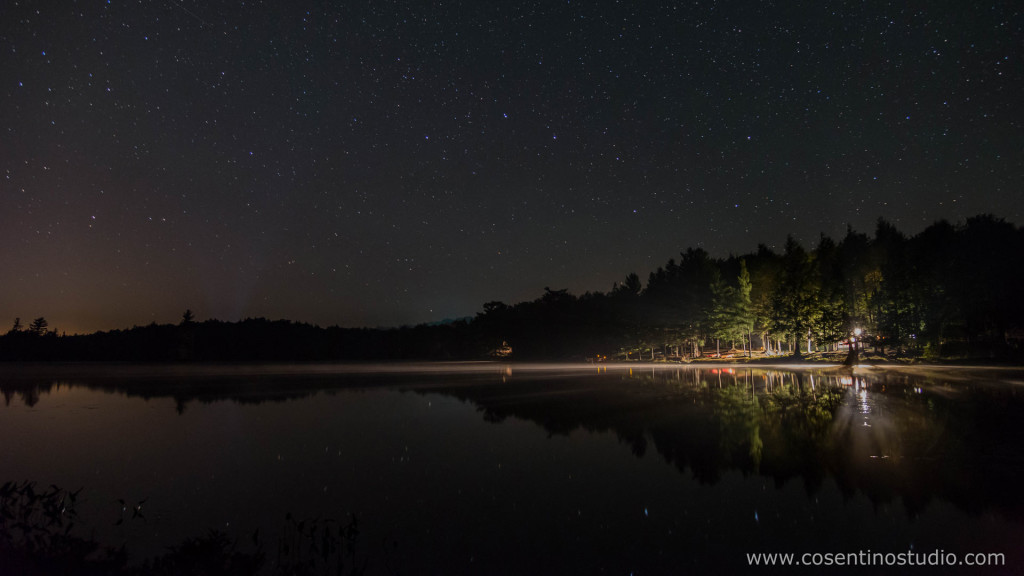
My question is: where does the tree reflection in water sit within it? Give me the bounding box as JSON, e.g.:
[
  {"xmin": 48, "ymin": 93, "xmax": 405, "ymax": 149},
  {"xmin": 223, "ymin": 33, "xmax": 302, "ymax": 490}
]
[
  {"xmin": 408, "ymin": 366, "xmax": 1024, "ymax": 522},
  {"xmin": 2, "ymin": 364, "xmax": 1024, "ymax": 524}
]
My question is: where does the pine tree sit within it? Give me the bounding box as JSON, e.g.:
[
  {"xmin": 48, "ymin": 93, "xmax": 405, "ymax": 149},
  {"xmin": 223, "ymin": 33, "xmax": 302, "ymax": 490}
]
[
  {"xmin": 28, "ymin": 317, "xmax": 48, "ymax": 336},
  {"xmin": 734, "ymin": 260, "xmax": 754, "ymax": 356},
  {"xmin": 769, "ymin": 237, "xmax": 820, "ymax": 356},
  {"xmin": 708, "ymin": 270, "xmax": 735, "ymax": 356}
]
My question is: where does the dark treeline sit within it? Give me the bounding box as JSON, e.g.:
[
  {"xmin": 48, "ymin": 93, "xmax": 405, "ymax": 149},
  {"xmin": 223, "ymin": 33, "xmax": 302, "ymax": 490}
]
[
  {"xmin": 2, "ymin": 215, "xmax": 1022, "ymax": 362},
  {"xmin": 0, "ymin": 317, "xmax": 484, "ymax": 362},
  {"xmin": 477, "ymin": 214, "xmax": 1024, "ymax": 360}
]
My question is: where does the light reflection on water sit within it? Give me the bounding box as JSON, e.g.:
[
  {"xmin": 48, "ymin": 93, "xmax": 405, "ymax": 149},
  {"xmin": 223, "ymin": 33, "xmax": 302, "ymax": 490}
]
[{"xmin": 2, "ymin": 363, "xmax": 1024, "ymax": 574}]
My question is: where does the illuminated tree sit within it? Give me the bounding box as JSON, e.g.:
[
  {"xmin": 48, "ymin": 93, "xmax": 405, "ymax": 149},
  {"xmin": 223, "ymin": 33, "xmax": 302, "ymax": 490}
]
[
  {"xmin": 735, "ymin": 260, "xmax": 755, "ymax": 356},
  {"xmin": 707, "ymin": 270, "xmax": 734, "ymax": 356},
  {"xmin": 705, "ymin": 259, "xmax": 756, "ymax": 357},
  {"xmin": 748, "ymin": 246, "xmax": 783, "ymax": 354},
  {"xmin": 769, "ymin": 236, "xmax": 820, "ymax": 357}
]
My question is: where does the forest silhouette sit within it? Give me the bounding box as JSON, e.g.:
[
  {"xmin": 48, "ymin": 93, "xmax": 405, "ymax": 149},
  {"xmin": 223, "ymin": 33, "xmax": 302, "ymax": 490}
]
[{"xmin": 2, "ymin": 215, "xmax": 1022, "ymax": 362}]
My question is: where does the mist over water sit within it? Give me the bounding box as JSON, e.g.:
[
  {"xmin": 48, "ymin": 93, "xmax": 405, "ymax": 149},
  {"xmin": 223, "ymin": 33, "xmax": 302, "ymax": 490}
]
[{"xmin": 2, "ymin": 363, "xmax": 1023, "ymax": 574}]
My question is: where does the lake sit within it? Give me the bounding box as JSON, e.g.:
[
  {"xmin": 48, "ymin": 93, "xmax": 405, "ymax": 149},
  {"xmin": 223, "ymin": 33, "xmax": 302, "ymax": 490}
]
[{"xmin": 2, "ymin": 363, "xmax": 1023, "ymax": 574}]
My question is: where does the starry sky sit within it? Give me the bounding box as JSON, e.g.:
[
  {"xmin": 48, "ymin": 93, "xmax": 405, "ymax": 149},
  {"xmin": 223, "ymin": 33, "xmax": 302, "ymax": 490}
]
[{"xmin": 2, "ymin": 1, "xmax": 1021, "ymax": 334}]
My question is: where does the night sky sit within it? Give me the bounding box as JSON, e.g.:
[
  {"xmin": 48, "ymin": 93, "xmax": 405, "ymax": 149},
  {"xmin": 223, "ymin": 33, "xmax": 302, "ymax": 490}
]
[{"xmin": 2, "ymin": 1, "xmax": 1021, "ymax": 334}]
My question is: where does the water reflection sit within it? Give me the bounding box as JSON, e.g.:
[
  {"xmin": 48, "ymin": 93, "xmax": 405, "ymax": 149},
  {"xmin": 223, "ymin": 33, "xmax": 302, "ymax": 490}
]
[
  {"xmin": 406, "ymin": 365, "xmax": 1024, "ymax": 522},
  {"xmin": 3, "ymin": 364, "xmax": 1024, "ymax": 525}
]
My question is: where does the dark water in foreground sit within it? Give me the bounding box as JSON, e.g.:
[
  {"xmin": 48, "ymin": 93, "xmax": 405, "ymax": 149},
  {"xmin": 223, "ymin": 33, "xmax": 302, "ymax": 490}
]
[{"xmin": 2, "ymin": 363, "xmax": 1023, "ymax": 574}]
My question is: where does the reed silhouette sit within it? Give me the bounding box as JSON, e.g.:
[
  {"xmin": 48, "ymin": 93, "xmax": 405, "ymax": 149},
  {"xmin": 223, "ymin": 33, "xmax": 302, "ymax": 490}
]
[{"xmin": 0, "ymin": 480, "xmax": 366, "ymax": 575}]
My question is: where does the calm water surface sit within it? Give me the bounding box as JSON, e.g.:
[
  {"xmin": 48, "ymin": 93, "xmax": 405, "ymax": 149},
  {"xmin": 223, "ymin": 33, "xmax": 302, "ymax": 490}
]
[{"xmin": 2, "ymin": 363, "xmax": 1023, "ymax": 574}]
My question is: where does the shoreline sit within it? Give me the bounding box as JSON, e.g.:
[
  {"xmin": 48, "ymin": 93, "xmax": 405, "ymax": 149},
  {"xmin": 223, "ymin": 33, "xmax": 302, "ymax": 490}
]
[{"xmin": 0, "ymin": 357, "xmax": 1022, "ymax": 377}]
